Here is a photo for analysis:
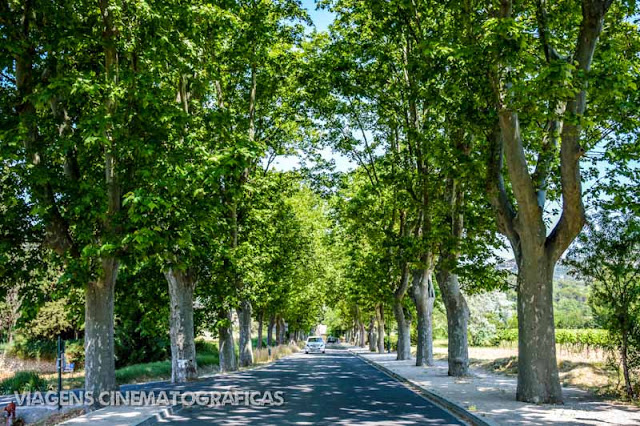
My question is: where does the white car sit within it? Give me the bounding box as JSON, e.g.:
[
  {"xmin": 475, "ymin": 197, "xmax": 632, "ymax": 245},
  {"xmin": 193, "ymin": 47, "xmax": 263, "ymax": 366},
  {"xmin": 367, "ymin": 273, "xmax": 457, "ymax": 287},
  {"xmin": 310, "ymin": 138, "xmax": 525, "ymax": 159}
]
[{"xmin": 305, "ymin": 336, "xmax": 326, "ymax": 354}]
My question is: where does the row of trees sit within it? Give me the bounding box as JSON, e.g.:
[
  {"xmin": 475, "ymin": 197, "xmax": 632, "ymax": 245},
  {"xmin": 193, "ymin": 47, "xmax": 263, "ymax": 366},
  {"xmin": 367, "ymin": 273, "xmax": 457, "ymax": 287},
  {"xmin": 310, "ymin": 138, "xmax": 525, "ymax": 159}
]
[
  {"xmin": 312, "ymin": 0, "xmax": 639, "ymax": 404},
  {"xmin": 0, "ymin": 0, "xmax": 333, "ymax": 402},
  {"xmin": 1, "ymin": 0, "xmax": 638, "ymax": 407}
]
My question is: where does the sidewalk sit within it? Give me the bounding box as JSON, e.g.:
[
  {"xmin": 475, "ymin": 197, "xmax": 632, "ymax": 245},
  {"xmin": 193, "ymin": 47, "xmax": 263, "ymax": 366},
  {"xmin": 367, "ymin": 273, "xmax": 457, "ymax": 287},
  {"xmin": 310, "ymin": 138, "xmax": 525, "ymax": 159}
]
[
  {"xmin": 352, "ymin": 348, "xmax": 640, "ymax": 426},
  {"xmin": 60, "ymin": 404, "xmax": 176, "ymax": 426}
]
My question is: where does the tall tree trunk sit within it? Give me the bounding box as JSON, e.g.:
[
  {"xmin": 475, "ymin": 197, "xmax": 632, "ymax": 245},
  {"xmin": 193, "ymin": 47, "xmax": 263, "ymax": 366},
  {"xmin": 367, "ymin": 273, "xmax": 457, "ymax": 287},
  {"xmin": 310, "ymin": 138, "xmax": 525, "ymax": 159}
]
[
  {"xmin": 438, "ymin": 167, "xmax": 470, "ymax": 376},
  {"xmin": 277, "ymin": 316, "xmax": 285, "ymax": 345},
  {"xmin": 257, "ymin": 310, "xmax": 264, "ymax": 349},
  {"xmin": 85, "ymin": 258, "xmax": 119, "ymax": 401},
  {"xmin": 412, "ymin": 269, "xmax": 435, "ymax": 367},
  {"xmin": 516, "ymin": 249, "xmax": 562, "ymax": 403},
  {"xmin": 267, "ymin": 315, "xmax": 274, "ymax": 347},
  {"xmin": 358, "ymin": 320, "xmax": 366, "ymax": 347},
  {"xmin": 394, "ymin": 263, "xmax": 412, "ymax": 360},
  {"xmin": 218, "ymin": 310, "xmax": 237, "ymax": 373},
  {"xmin": 275, "ymin": 315, "xmax": 282, "ymax": 345},
  {"xmin": 436, "ymin": 268, "xmax": 469, "ymax": 376},
  {"xmin": 164, "ymin": 269, "xmax": 197, "ymax": 382},
  {"xmin": 368, "ymin": 316, "xmax": 376, "ymax": 352},
  {"xmin": 393, "ymin": 299, "xmax": 412, "ymax": 360},
  {"xmin": 376, "ymin": 304, "xmax": 385, "ymax": 353},
  {"xmin": 237, "ymin": 299, "xmax": 253, "ymax": 367}
]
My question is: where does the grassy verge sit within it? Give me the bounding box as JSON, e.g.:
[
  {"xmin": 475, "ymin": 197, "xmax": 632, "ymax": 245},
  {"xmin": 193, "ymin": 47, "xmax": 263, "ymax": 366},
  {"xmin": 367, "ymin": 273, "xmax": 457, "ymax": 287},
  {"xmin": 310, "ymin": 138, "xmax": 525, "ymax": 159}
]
[
  {"xmin": 3, "ymin": 339, "xmax": 298, "ymax": 394},
  {"xmin": 38, "ymin": 342, "xmax": 296, "ymax": 390},
  {"xmin": 39, "ymin": 349, "xmax": 220, "ymax": 390}
]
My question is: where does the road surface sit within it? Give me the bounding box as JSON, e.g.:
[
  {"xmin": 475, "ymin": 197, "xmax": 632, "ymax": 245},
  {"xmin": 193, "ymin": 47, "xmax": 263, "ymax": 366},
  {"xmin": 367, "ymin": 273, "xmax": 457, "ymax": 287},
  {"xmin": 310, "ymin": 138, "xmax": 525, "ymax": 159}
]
[{"xmin": 155, "ymin": 348, "xmax": 465, "ymax": 425}]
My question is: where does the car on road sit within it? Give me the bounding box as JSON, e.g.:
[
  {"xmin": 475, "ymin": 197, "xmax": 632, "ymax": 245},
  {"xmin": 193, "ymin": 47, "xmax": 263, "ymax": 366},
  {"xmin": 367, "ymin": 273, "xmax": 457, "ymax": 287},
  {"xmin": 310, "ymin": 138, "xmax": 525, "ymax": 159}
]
[
  {"xmin": 305, "ymin": 336, "xmax": 326, "ymax": 354},
  {"xmin": 327, "ymin": 336, "xmax": 337, "ymax": 343}
]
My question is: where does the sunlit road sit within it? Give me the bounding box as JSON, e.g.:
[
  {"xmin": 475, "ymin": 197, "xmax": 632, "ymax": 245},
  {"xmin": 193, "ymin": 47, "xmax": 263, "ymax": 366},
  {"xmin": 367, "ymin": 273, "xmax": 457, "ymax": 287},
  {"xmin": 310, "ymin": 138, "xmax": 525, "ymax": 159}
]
[{"xmin": 154, "ymin": 348, "xmax": 464, "ymax": 425}]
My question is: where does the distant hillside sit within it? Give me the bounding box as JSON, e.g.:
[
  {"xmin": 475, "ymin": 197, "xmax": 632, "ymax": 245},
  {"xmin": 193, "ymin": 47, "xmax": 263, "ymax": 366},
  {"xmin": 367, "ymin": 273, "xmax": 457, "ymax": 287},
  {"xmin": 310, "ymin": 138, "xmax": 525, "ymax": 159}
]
[
  {"xmin": 497, "ymin": 259, "xmax": 594, "ymax": 328},
  {"xmin": 497, "ymin": 259, "xmax": 573, "ymax": 281}
]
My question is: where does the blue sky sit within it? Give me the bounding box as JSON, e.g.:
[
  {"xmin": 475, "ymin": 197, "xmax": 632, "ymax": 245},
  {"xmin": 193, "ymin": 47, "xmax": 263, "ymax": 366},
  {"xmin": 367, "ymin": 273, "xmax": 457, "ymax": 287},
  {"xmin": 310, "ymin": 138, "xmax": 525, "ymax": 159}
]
[{"xmin": 302, "ymin": 0, "xmax": 334, "ymax": 32}]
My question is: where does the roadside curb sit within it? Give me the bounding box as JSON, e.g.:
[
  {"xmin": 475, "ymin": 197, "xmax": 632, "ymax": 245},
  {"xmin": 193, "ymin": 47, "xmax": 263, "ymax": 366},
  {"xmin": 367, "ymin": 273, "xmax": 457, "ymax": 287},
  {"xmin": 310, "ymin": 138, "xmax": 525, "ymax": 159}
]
[{"xmin": 349, "ymin": 349, "xmax": 496, "ymax": 426}]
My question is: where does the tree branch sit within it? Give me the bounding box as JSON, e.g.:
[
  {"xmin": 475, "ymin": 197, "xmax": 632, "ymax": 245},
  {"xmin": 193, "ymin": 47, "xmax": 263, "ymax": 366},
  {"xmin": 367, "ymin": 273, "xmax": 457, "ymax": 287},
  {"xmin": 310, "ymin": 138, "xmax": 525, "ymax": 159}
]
[
  {"xmin": 485, "ymin": 125, "xmax": 520, "ymax": 258},
  {"xmin": 546, "ymin": 0, "xmax": 613, "ymax": 262}
]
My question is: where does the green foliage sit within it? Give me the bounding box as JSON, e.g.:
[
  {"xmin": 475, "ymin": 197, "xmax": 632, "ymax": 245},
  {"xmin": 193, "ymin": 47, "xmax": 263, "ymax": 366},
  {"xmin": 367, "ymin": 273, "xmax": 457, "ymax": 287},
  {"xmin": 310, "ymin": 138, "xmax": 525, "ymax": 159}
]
[
  {"xmin": 6, "ymin": 336, "xmax": 59, "ymax": 361},
  {"xmin": 23, "ymin": 299, "xmax": 78, "ymax": 340},
  {"xmin": 114, "ymin": 266, "xmax": 170, "ymax": 367},
  {"xmin": 566, "ymin": 211, "xmax": 640, "ymax": 397},
  {"xmin": 65, "ymin": 341, "xmax": 84, "ymax": 365},
  {"xmin": 0, "ymin": 372, "xmax": 49, "ymax": 394},
  {"xmin": 467, "ymin": 291, "xmax": 515, "ymax": 346}
]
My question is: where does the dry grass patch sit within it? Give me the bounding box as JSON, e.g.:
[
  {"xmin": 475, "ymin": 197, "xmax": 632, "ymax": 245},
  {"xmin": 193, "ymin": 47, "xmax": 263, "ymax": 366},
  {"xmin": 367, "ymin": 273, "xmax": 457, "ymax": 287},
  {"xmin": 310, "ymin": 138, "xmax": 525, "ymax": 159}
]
[
  {"xmin": 434, "ymin": 344, "xmax": 620, "ymax": 397},
  {"xmin": 252, "ymin": 343, "xmax": 300, "ymax": 365}
]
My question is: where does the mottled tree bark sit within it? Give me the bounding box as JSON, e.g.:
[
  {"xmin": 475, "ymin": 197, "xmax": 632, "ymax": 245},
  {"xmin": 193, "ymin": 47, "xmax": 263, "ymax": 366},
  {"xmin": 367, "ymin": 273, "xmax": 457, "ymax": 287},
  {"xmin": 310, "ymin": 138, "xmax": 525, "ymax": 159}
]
[
  {"xmin": 368, "ymin": 316, "xmax": 376, "ymax": 352},
  {"xmin": 276, "ymin": 316, "xmax": 285, "ymax": 345},
  {"xmin": 85, "ymin": 258, "xmax": 119, "ymax": 400},
  {"xmin": 393, "ymin": 300, "xmax": 412, "ymax": 360},
  {"xmin": 516, "ymin": 248, "xmax": 561, "ymax": 403},
  {"xmin": 436, "ymin": 268, "xmax": 469, "ymax": 376},
  {"xmin": 164, "ymin": 269, "xmax": 197, "ymax": 382},
  {"xmin": 412, "ymin": 269, "xmax": 435, "ymax": 367},
  {"xmin": 237, "ymin": 299, "xmax": 253, "ymax": 367},
  {"xmin": 394, "ymin": 264, "xmax": 412, "ymax": 360},
  {"xmin": 218, "ymin": 310, "xmax": 237, "ymax": 373}
]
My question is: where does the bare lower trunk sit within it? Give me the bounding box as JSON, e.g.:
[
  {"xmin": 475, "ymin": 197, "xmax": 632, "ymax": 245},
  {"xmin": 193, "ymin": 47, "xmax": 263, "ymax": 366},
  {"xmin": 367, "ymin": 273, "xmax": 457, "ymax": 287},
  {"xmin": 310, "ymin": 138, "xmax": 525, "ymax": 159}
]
[
  {"xmin": 516, "ymin": 253, "xmax": 562, "ymax": 403},
  {"xmin": 164, "ymin": 269, "xmax": 197, "ymax": 382},
  {"xmin": 393, "ymin": 298, "xmax": 412, "ymax": 360},
  {"xmin": 413, "ymin": 270, "xmax": 435, "ymax": 367},
  {"xmin": 277, "ymin": 316, "xmax": 285, "ymax": 345},
  {"xmin": 358, "ymin": 320, "xmax": 366, "ymax": 347},
  {"xmin": 237, "ymin": 299, "xmax": 253, "ymax": 367},
  {"xmin": 368, "ymin": 316, "xmax": 376, "ymax": 352},
  {"xmin": 376, "ymin": 304, "xmax": 385, "ymax": 353},
  {"xmin": 267, "ymin": 315, "xmax": 274, "ymax": 347},
  {"xmin": 436, "ymin": 268, "xmax": 469, "ymax": 376},
  {"xmin": 85, "ymin": 258, "xmax": 118, "ymax": 404},
  {"xmin": 257, "ymin": 311, "xmax": 264, "ymax": 349},
  {"xmin": 218, "ymin": 310, "xmax": 237, "ymax": 373},
  {"xmin": 621, "ymin": 330, "xmax": 635, "ymax": 399}
]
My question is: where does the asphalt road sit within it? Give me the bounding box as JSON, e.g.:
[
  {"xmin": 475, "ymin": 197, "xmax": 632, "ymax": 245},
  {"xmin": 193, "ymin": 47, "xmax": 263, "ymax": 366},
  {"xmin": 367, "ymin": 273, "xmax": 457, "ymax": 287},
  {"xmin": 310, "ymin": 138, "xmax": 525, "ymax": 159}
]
[{"xmin": 156, "ymin": 348, "xmax": 465, "ymax": 425}]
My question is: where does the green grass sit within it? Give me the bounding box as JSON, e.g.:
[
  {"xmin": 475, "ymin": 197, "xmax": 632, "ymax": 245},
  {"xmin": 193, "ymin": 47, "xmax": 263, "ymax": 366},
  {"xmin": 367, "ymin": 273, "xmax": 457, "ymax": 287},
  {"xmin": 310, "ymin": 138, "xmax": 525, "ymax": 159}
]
[
  {"xmin": 0, "ymin": 371, "xmax": 50, "ymax": 394},
  {"xmin": 52, "ymin": 346, "xmax": 221, "ymax": 389}
]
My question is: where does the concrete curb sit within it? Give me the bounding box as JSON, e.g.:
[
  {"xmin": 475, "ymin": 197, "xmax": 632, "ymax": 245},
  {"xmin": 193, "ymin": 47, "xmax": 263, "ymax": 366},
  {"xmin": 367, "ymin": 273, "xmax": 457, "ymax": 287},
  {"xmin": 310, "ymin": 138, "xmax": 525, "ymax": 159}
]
[{"xmin": 349, "ymin": 349, "xmax": 496, "ymax": 426}]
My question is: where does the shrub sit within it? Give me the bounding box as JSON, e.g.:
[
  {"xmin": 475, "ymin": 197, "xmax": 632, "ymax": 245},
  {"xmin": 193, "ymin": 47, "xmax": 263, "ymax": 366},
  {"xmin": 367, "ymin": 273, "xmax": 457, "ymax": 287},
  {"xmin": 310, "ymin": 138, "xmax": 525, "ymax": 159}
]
[
  {"xmin": 65, "ymin": 340, "xmax": 84, "ymax": 366},
  {"xmin": 0, "ymin": 371, "xmax": 49, "ymax": 394},
  {"xmin": 195, "ymin": 339, "xmax": 218, "ymax": 355},
  {"xmin": 6, "ymin": 336, "xmax": 58, "ymax": 361}
]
